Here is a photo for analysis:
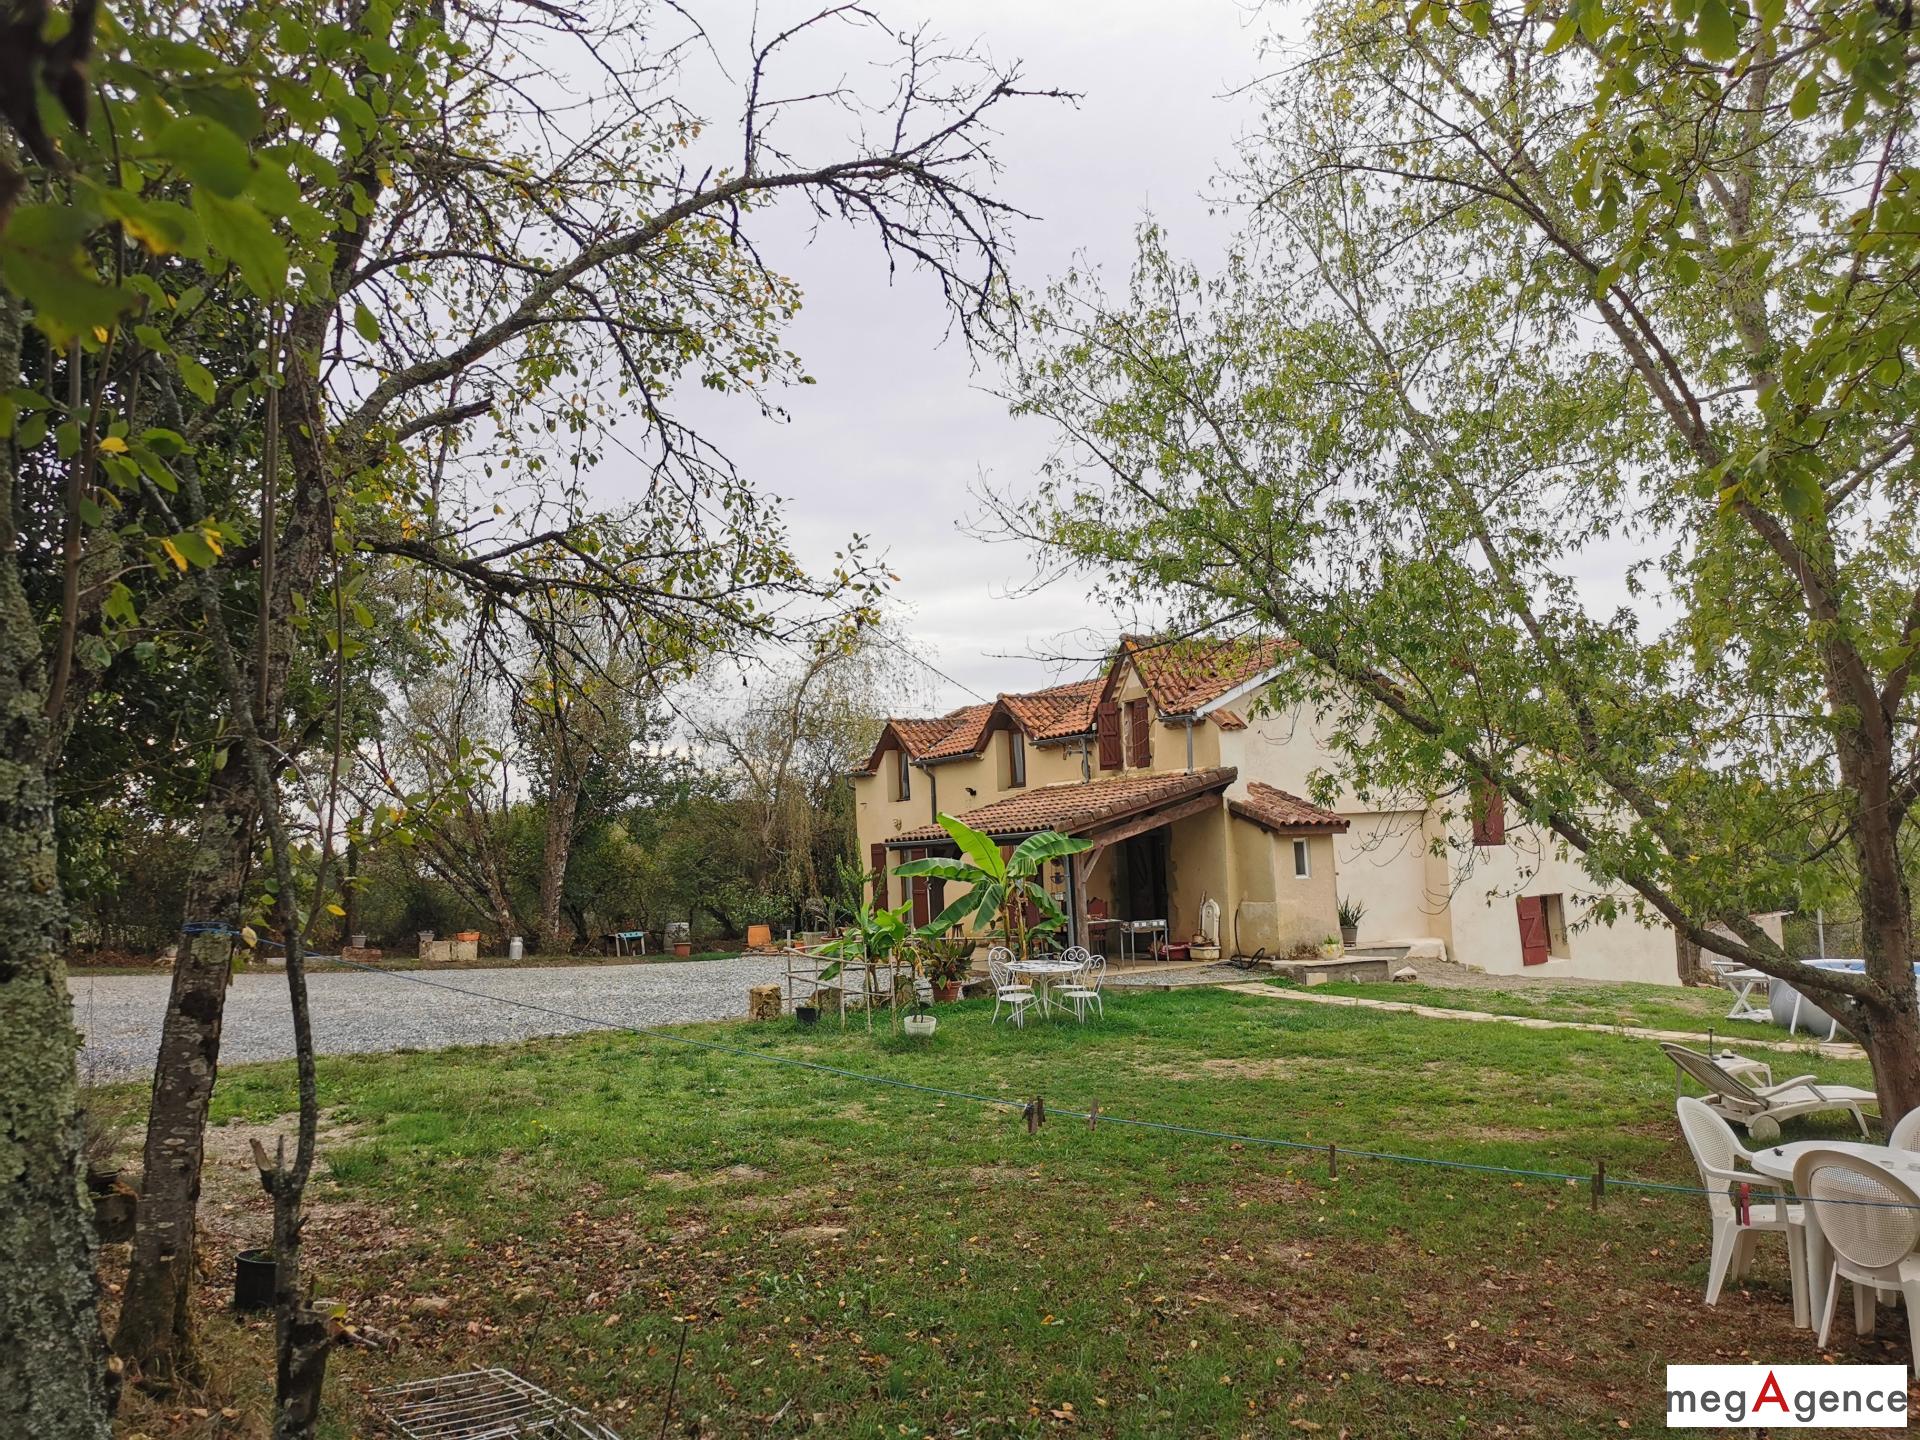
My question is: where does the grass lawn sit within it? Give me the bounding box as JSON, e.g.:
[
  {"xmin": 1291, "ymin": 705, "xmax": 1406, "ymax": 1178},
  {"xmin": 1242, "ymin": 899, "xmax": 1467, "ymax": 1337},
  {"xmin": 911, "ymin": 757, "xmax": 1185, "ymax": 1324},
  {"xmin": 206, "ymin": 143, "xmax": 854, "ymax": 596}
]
[
  {"xmin": 119, "ymin": 985, "xmax": 1900, "ymax": 1439},
  {"xmin": 1292, "ymin": 974, "xmax": 1808, "ymax": 1048}
]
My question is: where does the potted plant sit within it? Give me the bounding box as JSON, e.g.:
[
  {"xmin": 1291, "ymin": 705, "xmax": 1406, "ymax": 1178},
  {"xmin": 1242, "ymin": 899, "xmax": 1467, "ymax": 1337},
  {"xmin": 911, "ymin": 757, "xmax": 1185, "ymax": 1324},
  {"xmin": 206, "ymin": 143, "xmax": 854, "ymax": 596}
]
[
  {"xmin": 234, "ymin": 1247, "xmax": 277, "ymax": 1311},
  {"xmin": 902, "ymin": 985, "xmax": 937, "ymax": 1038},
  {"xmin": 1319, "ymin": 934, "xmax": 1344, "ymax": 960},
  {"xmin": 1337, "ymin": 895, "xmax": 1366, "ymax": 948},
  {"xmin": 917, "ymin": 934, "xmax": 974, "ymax": 1002},
  {"xmin": 79, "ymin": 1103, "xmax": 130, "ymax": 1194},
  {"xmin": 665, "ymin": 920, "xmax": 692, "ymax": 957}
]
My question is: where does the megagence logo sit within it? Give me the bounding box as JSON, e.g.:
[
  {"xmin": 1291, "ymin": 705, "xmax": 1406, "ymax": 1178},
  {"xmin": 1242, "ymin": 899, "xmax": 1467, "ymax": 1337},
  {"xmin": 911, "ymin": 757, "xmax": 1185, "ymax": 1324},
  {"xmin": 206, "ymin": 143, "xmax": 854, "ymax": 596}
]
[{"xmin": 1666, "ymin": 1365, "xmax": 1909, "ymax": 1428}]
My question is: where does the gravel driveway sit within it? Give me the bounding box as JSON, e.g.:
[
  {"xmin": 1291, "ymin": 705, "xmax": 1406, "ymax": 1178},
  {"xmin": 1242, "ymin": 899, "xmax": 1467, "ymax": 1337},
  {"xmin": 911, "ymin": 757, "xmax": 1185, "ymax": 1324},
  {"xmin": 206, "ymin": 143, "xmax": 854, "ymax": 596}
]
[{"xmin": 72, "ymin": 956, "xmax": 794, "ymax": 1083}]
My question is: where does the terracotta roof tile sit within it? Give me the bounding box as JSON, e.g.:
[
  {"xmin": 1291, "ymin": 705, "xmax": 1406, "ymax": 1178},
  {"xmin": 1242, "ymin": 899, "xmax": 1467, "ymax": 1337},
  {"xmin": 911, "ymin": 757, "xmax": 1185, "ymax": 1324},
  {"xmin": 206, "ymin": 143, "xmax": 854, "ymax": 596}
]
[
  {"xmin": 1119, "ymin": 633, "xmax": 1291, "ymax": 715},
  {"xmin": 889, "ymin": 767, "xmax": 1237, "ymax": 846},
  {"xmin": 1001, "ymin": 677, "xmax": 1103, "ymax": 741},
  {"xmin": 1228, "ymin": 781, "xmax": 1349, "ymax": 834},
  {"xmin": 919, "ymin": 702, "xmax": 995, "ymax": 760},
  {"xmin": 890, "ymin": 717, "xmax": 959, "ymax": 758},
  {"xmin": 1210, "ymin": 709, "xmax": 1247, "ymax": 731}
]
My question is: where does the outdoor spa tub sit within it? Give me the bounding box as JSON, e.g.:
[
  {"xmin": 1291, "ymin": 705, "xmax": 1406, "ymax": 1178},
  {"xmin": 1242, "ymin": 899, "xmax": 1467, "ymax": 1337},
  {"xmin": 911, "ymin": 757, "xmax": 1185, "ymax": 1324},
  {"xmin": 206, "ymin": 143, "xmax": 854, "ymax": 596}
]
[{"xmin": 1764, "ymin": 958, "xmax": 1915, "ymax": 1041}]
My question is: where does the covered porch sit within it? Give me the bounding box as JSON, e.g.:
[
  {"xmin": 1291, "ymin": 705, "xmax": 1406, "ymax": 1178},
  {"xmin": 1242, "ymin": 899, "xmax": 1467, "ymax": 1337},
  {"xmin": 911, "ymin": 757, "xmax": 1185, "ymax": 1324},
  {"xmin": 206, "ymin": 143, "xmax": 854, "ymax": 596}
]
[{"xmin": 887, "ymin": 768, "xmax": 1243, "ymax": 964}]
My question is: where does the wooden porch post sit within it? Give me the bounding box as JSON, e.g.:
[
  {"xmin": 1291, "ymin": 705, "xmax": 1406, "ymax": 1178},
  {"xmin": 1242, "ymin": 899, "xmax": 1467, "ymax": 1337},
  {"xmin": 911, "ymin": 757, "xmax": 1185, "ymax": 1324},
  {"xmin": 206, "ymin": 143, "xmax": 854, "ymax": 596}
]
[{"xmin": 1070, "ymin": 851, "xmax": 1089, "ymax": 951}]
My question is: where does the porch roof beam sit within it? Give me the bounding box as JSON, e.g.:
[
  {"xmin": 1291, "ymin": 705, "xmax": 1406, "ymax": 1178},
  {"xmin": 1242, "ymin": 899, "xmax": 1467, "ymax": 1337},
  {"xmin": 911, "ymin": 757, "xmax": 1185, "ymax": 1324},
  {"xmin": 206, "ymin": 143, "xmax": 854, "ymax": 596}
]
[{"xmin": 1077, "ymin": 788, "xmax": 1224, "ymax": 850}]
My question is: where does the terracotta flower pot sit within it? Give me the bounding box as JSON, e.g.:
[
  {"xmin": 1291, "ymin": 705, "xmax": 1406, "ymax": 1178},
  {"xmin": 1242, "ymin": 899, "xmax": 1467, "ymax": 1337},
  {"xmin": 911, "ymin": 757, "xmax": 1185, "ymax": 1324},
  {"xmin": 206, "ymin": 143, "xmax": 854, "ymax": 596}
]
[
  {"xmin": 934, "ymin": 982, "xmax": 963, "ymax": 1003},
  {"xmin": 454, "ymin": 930, "xmax": 481, "ymax": 943},
  {"xmin": 673, "ymin": 942, "xmax": 692, "ymax": 957}
]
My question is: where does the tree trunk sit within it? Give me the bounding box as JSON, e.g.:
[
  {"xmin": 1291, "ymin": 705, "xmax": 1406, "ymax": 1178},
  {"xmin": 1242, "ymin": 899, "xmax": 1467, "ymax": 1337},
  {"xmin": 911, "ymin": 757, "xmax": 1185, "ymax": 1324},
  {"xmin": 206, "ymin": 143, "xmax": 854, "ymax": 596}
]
[
  {"xmin": 1852, "ymin": 865, "xmax": 1920, "ymax": 1123},
  {"xmin": 1675, "ymin": 930, "xmax": 1712, "ymax": 987},
  {"xmin": 113, "ymin": 773, "xmax": 253, "ymax": 1380},
  {"xmin": 341, "ymin": 837, "xmax": 359, "ymax": 941},
  {"xmin": 0, "ymin": 278, "xmax": 115, "ymax": 1438},
  {"xmin": 538, "ymin": 783, "xmax": 578, "ymax": 953}
]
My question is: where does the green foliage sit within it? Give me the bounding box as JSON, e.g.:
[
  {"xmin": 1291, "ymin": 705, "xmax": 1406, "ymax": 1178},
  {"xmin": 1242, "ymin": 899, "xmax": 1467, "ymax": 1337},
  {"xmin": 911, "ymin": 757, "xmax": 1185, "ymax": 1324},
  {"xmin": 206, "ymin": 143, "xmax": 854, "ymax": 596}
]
[
  {"xmin": 894, "ymin": 814, "xmax": 1090, "ymax": 959},
  {"xmin": 820, "ymin": 899, "xmax": 913, "ymax": 963},
  {"xmin": 1000, "ymin": 0, "xmax": 1920, "ymax": 1030}
]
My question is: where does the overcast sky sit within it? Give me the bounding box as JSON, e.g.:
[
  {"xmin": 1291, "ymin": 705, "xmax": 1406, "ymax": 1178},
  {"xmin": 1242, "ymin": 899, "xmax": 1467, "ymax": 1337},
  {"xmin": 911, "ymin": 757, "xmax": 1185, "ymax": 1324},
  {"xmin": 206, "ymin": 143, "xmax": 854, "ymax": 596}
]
[{"xmin": 642, "ymin": 2, "xmax": 1283, "ymax": 713}]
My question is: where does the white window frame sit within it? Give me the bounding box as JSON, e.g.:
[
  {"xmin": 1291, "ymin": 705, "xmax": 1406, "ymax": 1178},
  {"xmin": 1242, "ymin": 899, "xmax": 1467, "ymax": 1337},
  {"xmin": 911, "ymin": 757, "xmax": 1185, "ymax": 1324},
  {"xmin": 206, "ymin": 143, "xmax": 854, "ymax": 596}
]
[
  {"xmin": 897, "ymin": 750, "xmax": 911, "ymax": 803},
  {"xmin": 1292, "ymin": 838, "xmax": 1311, "ymax": 879},
  {"xmin": 1008, "ymin": 731, "xmax": 1026, "ymax": 787}
]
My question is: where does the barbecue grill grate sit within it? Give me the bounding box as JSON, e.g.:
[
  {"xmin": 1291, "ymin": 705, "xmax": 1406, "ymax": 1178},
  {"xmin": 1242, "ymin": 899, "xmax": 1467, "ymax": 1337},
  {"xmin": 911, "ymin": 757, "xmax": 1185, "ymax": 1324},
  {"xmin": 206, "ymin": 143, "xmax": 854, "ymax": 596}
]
[{"xmin": 369, "ymin": 1368, "xmax": 624, "ymax": 1439}]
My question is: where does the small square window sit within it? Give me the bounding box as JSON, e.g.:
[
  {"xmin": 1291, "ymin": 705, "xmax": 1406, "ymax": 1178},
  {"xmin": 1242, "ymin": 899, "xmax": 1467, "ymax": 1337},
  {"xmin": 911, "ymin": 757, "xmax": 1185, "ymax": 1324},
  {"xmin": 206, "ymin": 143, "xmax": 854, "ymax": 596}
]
[{"xmin": 1292, "ymin": 838, "xmax": 1311, "ymax": 878}]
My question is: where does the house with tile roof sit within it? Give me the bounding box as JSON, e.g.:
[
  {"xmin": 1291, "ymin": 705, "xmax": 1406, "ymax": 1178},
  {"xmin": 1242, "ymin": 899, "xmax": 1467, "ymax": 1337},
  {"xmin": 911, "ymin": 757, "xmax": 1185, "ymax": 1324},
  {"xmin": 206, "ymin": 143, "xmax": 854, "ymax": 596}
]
[
  {"xmin": 853, "ymin": 639, "xmax": 1348, "ymax": 959},
  {"xmin": 853, "ymin": 631, "xmax": 1685, "ymax": 982}
]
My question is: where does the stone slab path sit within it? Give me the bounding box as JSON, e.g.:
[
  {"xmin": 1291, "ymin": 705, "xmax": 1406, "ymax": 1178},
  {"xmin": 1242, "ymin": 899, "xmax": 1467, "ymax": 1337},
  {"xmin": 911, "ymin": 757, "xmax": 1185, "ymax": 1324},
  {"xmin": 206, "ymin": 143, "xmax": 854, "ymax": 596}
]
[{"xmin": 1221, "ymin": 982, "xmax": 1868, "ymax": 1061}]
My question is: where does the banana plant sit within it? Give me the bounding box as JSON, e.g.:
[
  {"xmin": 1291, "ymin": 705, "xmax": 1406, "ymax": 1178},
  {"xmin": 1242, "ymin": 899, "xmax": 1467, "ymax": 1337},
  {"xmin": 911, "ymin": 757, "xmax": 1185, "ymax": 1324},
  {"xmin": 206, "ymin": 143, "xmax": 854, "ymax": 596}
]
[
  {"xmin": 819, "ymin": 897, "xmax": 915, "ymax": 977},
  {"xmin": 894, "ymin": 813, "xmax": 1092, "ymax": 960}
]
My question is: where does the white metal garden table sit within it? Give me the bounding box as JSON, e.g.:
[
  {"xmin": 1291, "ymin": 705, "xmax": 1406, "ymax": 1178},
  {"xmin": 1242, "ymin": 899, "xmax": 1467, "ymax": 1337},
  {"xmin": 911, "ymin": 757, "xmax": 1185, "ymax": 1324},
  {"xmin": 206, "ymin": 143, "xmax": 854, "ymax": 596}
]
[{"xmin": 1009, "ymin": 955, "xmax": 1083, "ymax": 1017}]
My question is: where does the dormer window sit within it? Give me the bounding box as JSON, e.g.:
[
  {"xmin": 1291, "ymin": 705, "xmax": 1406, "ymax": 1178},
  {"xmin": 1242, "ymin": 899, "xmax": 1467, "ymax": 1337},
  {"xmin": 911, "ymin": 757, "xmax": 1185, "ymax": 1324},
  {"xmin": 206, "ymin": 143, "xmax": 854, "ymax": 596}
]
[
  {"xmin": 896, "ymin": 750, "xmax": 912, "ymax": 802},
  {"xmin": 1008, "ymin": 731, "xmax": 1026, "ymax": 788}
]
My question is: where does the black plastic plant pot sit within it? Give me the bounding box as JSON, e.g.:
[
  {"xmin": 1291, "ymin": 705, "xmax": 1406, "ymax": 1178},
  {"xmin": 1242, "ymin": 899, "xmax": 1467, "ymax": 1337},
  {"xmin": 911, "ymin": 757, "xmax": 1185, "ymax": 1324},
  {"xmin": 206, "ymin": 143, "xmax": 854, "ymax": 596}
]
[
  {"xmin": 795, "ymin": 1005, "xmax": 820, "ymax": 1027},
  {"xmin": 234, "ymin": 1249, "xmax": 276, "ymax": 1311}
]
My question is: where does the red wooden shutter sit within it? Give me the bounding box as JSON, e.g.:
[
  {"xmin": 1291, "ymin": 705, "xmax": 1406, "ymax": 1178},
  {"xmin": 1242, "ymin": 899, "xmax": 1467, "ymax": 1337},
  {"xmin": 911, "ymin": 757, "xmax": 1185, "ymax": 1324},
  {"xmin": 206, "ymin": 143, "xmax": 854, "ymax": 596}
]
[
  {"xmin": 870, "ymin": 842, "xmax": 887, "ymax": 906},
  {"xmin": 910, "ymin": 847, "xmax": 931, "ymax": 928},
  {"xmin": 1127, "ymin": 698, "xmax": 1151, "ymax": 767},
  {"xmin": 1471, "ymin": 781, "xmax": 1505, "ymax": 846},
  {"xmin": 1096, "ymin": 700, "xmax": 1122, "ymax": 770},
  {"xmin": 1516, "ymin": 896, "xmax": 1549, "ymax": 966}
]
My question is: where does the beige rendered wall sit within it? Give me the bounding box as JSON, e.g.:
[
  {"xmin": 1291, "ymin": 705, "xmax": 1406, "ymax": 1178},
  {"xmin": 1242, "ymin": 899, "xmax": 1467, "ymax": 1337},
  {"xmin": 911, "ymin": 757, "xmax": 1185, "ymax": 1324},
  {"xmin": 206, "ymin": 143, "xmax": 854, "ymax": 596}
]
[
  {"xmin": 1438, "ymin": 814, "xmax": 1677, "ymax": 984},
  {"xmin": 1332, "ymin": 810, "xmax": 1447, "ymax": 946},
  {"xmin": 854, "ymin": 754, "xmax": 936, "ymax": 907},
  {"xmin": 1165, "ymin": 805, "xmax": 1232, "ymax": 944}
]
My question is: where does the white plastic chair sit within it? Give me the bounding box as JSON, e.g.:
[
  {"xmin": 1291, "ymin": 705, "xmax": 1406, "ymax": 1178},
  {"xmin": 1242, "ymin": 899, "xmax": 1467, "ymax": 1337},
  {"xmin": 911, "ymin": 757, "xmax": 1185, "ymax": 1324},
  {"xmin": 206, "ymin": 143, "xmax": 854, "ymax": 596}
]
[
  {"xmin": 1676, "ymin": 1097, "xmax": 1809, "ymax": 1326},
  {"xmin": 1057, "ymin": 954, "xmax": 1105, "ymax": 1022},
  {"xmin": 987, "ymin": 949, "xmax": 1034, "ymax": 1028},
  {"xmin": 1794, "ymin": 1146, "xmax": 1920, "ymax": 1365},
  {"xmin": 1890, "ymin": 1109, "xmax": 1920, "ymax": 1152}
]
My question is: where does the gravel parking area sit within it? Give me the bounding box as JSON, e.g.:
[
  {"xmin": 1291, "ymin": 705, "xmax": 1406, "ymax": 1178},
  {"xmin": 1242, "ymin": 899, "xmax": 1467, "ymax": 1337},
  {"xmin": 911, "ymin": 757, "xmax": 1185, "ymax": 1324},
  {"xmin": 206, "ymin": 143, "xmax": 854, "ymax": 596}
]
[{"xmin": 72, "ymin": 955, "xmax": 794, "ymax": 1083}]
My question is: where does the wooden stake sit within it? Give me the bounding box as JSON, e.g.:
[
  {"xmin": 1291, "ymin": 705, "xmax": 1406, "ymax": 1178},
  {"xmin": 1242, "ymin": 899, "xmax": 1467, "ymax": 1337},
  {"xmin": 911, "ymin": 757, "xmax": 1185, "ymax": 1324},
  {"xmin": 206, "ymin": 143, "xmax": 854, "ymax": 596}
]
[
  {"xmin": 1328, "ymin": 1142, "xmax": 1338, "ymax": 1180},
  {"xmin": 1591, "ymin": 1160, "xmax": 1606, "ymax": 1212},
  {"xmin": 1087, "ymin": 1101, "xmax": 1100, "ymax": 1132}
]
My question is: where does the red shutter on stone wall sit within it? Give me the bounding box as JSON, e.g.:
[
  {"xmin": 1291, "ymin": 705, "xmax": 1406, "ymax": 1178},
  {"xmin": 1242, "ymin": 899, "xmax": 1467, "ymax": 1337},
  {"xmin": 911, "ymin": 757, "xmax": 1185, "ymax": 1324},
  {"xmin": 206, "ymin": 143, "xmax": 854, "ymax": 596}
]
[
  {"xmin": 1127, "ymin": 698, "xmax": 1151, "ymax": 767},
  {"xmin": 1096, "ymin": 700, "xmax": 1122, "ymax": 770},
  {"xmin": 1471, "ymin": 781, "xmax": 1506, "ymax": 846}
]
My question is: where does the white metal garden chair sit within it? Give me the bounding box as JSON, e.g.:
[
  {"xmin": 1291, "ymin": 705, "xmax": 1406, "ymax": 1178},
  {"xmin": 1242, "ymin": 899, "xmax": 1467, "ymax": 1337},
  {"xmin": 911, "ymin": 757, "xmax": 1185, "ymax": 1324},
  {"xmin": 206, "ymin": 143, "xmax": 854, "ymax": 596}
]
[
  {"xmin": 1793, "ymin": 1146, "xmax": 1920, "ymax": 1366},
  {"xmin": 1890, "ymin": 1108, "xmax": 1920, "ymax": 1152},
  {"xmin": 987, "ymin": 948, "xmax": 1034, "ymax": 1028},
  {"xmin": 1676, "ymin": 1097, "xmax": 1810, "ymax": 1326},
  {"xmin": 1057, "ymin": 953, "xmax": 1105, "ymax": 1022}
]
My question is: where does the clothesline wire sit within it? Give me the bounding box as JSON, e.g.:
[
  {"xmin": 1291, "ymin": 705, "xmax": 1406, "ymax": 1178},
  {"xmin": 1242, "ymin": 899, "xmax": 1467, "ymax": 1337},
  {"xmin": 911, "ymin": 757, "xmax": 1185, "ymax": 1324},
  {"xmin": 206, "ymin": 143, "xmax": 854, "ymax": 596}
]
[{"xmin": 281, "ymin": 955, "xmax": 1902, "ymax": 1209}]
